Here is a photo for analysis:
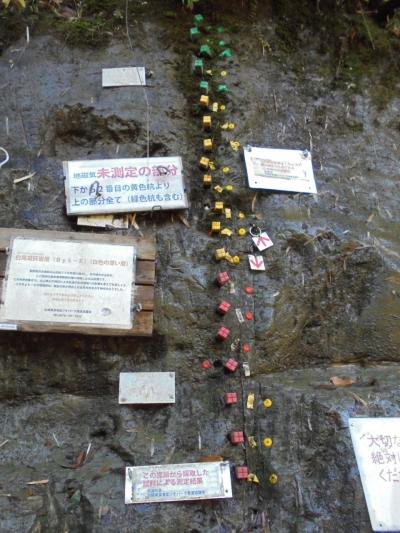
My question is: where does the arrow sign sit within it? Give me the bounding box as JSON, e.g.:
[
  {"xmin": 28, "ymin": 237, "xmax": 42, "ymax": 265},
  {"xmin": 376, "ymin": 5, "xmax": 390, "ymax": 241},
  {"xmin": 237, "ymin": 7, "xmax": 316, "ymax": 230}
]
[
  {"xmin": 248, "ymin": 255, "xmax": 265, "ymax": 271},
  {"xmin": 252, "ymin": 232, "xmax": 273, "ymax": 252}
]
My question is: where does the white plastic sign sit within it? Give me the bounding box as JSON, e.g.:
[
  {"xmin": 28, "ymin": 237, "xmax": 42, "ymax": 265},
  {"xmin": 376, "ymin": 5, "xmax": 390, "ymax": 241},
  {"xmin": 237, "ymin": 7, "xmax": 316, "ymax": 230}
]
[
  {"xmin": 64, "ymin": 157, "xmax": 188, "ymax": 216},
  {"xmin": 248, "ymin": 255, "xmax": 265, "ymax": 271},
  {"xmin": 125, "ymin": 461, "xmax": 232, "ymax": 504},
  {"xmin": 349, "ymin": 418, "xmax": 400, "ymax": 532},
  {"xmin": 244, "ymin": 146, "xmax": 317, "ymax": 194},
  {"xmin": 252, "ymin": 232, "xmax": 273, "ymax": 251}
]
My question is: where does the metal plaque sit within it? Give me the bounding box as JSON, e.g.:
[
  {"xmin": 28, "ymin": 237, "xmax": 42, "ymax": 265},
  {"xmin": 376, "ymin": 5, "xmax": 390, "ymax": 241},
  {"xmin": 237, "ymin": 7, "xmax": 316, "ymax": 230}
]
[
  {"xmin": 0, "ymin": 238, "xmax": 135, "ymax": 329},
  {"xmin": 349, "ymin": 418, "xmax": 400, "ymax": 531},
  {"xmin": 119, "ymin": 372, "xmax": 175, "ymax": 404},
  {"xmin": 102, "ymin": 67, "xmax": 146, "ymax": 87},
  {"xmin": 244, "ymin": 146, "xmax": 317, "ymax": 194},
  {"xmin": 125, "ymin": 461, "xmax": 232, "ymax": 504},
  {"xmin": 64, "ymin": 157, "xmax": 188, "ymax": 216}
]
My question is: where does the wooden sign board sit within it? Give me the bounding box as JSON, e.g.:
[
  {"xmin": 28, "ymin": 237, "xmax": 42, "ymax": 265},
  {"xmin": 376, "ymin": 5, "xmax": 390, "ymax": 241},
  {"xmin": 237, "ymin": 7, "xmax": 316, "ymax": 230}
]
[{"xmin": 0, "ymin": 228, "xmax": 155, "ymax": 336}]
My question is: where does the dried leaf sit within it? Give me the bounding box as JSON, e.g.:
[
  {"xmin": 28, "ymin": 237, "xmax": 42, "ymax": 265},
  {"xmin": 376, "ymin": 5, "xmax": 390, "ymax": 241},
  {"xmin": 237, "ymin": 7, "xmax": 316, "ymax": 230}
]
[
  {"xmin": 330, "ymin": 376, "xmax": 354, "ymax": 387},
  {"xmin": 27, "ymin": 479, "xmax": 49, "ymax": 485},
  {"xmin": 60, "ymin": 449, "xmax": 86, "ymax": 469}
]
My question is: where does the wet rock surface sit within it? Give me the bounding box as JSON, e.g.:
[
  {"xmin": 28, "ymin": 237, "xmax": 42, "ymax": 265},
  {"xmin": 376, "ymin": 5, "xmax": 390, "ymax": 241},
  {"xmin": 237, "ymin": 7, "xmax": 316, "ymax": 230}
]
[{"xmin": 0, "ymin": 2, "xmax": 400, "ymax": 532}]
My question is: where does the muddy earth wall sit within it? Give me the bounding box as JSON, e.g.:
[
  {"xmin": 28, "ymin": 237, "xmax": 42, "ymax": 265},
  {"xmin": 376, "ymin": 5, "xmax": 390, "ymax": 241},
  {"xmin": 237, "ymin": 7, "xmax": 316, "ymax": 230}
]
[{"xmin": 0, "ymin": 1, "xmax": 400, "ymax": 531}]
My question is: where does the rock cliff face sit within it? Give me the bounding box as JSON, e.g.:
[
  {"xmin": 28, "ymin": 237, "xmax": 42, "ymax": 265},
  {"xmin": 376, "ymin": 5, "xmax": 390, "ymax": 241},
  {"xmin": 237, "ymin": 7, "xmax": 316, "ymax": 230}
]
[{"xmin": 0, "ymin": 2, "xmax": 399, "ymax": 531}]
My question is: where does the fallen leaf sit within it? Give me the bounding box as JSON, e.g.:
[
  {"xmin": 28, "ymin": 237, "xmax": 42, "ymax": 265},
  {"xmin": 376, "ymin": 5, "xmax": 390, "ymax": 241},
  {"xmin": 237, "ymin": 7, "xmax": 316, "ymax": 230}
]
[
  {"xmin": 26, "ymin": 479, "xmax": 49, "ymax": 485},
  {"xmin": 330, "ymin": 376, "xmax": 354, "ymax": 387}
]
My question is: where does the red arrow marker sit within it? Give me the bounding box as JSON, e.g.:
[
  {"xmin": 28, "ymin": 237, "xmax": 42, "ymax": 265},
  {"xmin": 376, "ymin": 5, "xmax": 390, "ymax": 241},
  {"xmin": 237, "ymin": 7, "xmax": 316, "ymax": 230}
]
[
  {"xmin": 250, "ymin": 256, "xmax": 264, "ymax": 269},
  {"xmin": 257, "ymin": 235, "xmax": 270, "ymax": 247}
]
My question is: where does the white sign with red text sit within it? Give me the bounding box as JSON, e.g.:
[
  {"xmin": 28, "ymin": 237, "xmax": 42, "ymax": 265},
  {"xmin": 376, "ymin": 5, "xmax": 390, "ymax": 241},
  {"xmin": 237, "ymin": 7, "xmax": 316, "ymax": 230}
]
[
  {"xmin": 125, "ymin": 461, "xmax": 232, "ymax": 504},
  {"xmin": 252, "ymin": 232, "xmax": 273, "ymax": 252},
  {"xmin": 64, "ymin": 157, "xmax": 188, "ymax": 216}
]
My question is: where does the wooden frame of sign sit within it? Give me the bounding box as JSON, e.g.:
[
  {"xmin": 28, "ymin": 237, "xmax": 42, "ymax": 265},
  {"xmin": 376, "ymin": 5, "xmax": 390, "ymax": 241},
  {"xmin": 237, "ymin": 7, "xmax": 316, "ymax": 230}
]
[{"xmin": 0, "ymin": 228, "xmax": 155, "ymax": 336}]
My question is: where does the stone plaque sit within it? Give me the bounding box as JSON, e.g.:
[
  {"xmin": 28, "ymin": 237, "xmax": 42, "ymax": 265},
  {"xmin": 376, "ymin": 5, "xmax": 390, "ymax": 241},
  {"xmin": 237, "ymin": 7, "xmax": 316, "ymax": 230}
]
[
  {"xmin": 244, "ymin": 146, "xmax": 317, "ymax": 194},
  {"xmin": 119, "ymin": 372, "xmax": 175, "ymax": 404},
  {"xmin": 64, "ymin": 157, "xmax": 188, "ymax": 216},
  {"xmin": 125, "ymin": 461, "xmax": 232, "ymax": 504},
  {"xmin": 102, "ymin": 67, "xmax": 146, "ymax": 87},
  {"xmin": 0, "ymin": 238, "xmax": 135, "ymax": 329},
  {"xmin": 349, "ymin": 417, "xmax": 400, "ymax": 532}
]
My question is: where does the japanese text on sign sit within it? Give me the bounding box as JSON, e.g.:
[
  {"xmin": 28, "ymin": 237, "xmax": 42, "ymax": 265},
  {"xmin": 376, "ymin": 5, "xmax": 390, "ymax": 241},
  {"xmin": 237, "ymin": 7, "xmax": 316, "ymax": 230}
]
[
  {"xmin": 349, "ymin": 418, "xmax": 400, "ymax": 531},
  {"xmin": 0, "ymin": 238, "xmax": 135, "ymax": 329},
  {"xmin": 125, "ymin": 461, "xmax": 232, "ymax": 504},
  {"xmin": 64, "ymin": 157, "xmax": 188, "ymax": 216},
  {"xmin": 244, "ymin": 146, "xmax": 317, "ymax": 194}
]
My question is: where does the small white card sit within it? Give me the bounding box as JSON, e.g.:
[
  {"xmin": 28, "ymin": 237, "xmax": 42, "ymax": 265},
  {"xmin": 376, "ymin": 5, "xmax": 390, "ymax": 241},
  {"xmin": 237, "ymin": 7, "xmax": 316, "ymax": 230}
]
[
  {"xmin": 248, "ymin": 255, "xmax": 265, "ymax": 271},
  {"xmin": 252, "ymin": 232, "xmax": 273, "ymax": 251}
]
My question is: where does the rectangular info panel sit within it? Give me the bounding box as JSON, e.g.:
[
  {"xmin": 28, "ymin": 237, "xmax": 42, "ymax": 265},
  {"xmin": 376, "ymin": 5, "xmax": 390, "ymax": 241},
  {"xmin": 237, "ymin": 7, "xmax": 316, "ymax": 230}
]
[
  {"xmin": 350, "ymin": 418, "xmax": 400, "ymax": 532},
  {"xmin": 125, "ymin": 462, "xmax": 232, "ymax": 504},
  {"xmin": 244, "ymin": 146, "xmax": 317, "ymax": 194},
  {"xmin": 64, "ymin": 157, "xmax": 188, "ymax": 216},
  {"xmin": 0, "ymin": 238, "xmax": 135, "ymax": 329}
]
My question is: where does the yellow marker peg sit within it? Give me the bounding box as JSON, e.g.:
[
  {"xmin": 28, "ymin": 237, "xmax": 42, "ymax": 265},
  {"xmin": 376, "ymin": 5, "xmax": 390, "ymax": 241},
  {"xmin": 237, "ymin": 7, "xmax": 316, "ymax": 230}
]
[
  {"xmin": 247, "ymin": 473, "xmax": 260, "ymax": 484},
  {"xmin": 224, "ymin": 208, "xmax": 232, "ymax": 219},
  {"xmin": 220, "ymin": 70, "xmax": 227, "ymax": 77},
  {"xmin": 203, "ymin": 115, "xmax": 212, "ymax": 130},
  {"xmin": 221, "ymin": 123, "xmax": 228, "ymax": 130},
  {"xmin": 225, "ymin": 253, "xmax": 233, "ymax": 263},
  {"xmin": 220, "ymin": 104, "xmax": 226, "ymax": 111},
  {"xmin": 214, "ymin": 201, "xmax": 224, "ymax": 213},
  {"xmin": 269, "ymin": 473, "xmax": 278, "ymax": 485},
  {"xmin": 225, "ymin": 184, "xmax": 233, "ymax": 192},
  {"xmin": 232, "ymin": 255, "xmax": 240, "ymax": 265},
  {"xmin": 199, "ymin": 157, "xmax": 209, "ymax": 170},
  {"xmin": 203, "ymin": 138, "xmax": 213, "ymax": 152},
  {"xmin": 222, "ymin": 167, "xmax": 230, "ymax": 174},
  {"xmin": 209, "ymin": 161, "xmax": 216, "ymax": 171},
  {"xmin": 205, "ymin": 69, "xmax": 213, "ymax": 76},
  {"xmin": 211, "ymin": 221, "xmax": 221, "ymax": 233},
  {"xmin": 263, "ymin": 398, "xmax": 273, "ymax": 408},
  {"xmin": 212, "ymin": 102, "xmax": 219, "ymax": 112},
  {"xmin": 238, "ymin": 228, "xmax": 246, "ymax": 236},
  {"xmin": 203, "ymin": 174, "xmax": 212, "ymax": 188},
  {"xmin": 227, "ymin": 122, "xmax": 235, "ymax": 130},
  {"xmin": 263, "ymin": 437, "xmax": 273, "ymax": 448},
  {"xmin": 220, "ymin": 228, "xmax": 232, "ymax": 237},
  {"xmin": 246, "ymin": 393, "xmax": 255, "ymax": 409},
  {"xmin": 200, "ymin": 95, "xmax": 209, "ymax": 108},
  {"xmin": 230, "ymin": 140, "xmax": 240, "ymax": 151},
  {"xmin": 214, "ymin": 185, "xmax": 223, "ymax": 193},
  {"xmin": 238, "ymin": 211, "xmax": 245, "ymax": 220},
  {"xmin": 215, "ymin": 248, "xmax": 226, "ymax": 261},
  {"xmin": 247, "ymin": 436, "xmax": 257, "ymax": 448}
]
